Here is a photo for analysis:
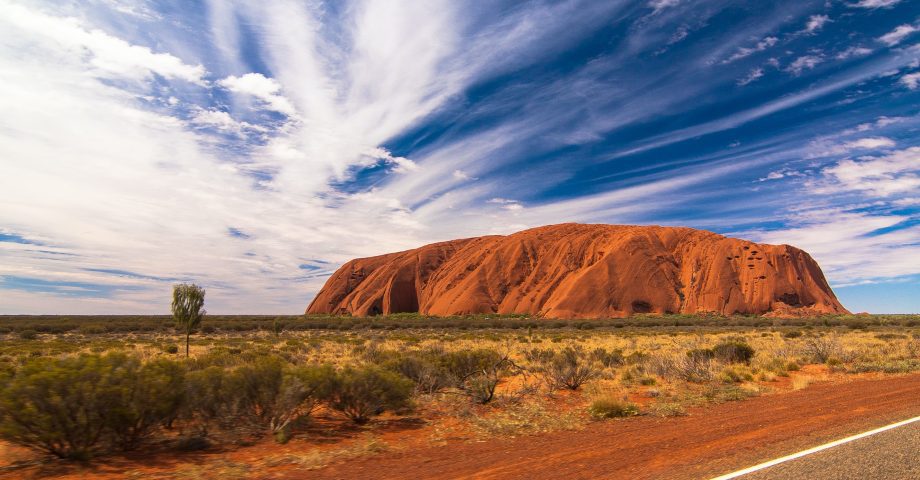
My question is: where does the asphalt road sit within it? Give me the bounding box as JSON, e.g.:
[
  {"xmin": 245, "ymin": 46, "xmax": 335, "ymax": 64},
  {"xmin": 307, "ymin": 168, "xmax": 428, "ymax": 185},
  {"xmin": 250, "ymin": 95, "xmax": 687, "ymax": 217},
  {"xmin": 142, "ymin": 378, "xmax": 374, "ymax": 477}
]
[{"xmin": 737, "ymin": 421, "xmax": 920, "ymax": 480}]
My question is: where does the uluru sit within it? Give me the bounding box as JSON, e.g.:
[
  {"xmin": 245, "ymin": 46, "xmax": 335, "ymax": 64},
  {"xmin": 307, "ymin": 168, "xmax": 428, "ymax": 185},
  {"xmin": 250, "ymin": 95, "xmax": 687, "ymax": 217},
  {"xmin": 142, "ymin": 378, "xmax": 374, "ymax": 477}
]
[{"xmin": 307, "ymin": 223, "xmax": 849, "ymax": 319}]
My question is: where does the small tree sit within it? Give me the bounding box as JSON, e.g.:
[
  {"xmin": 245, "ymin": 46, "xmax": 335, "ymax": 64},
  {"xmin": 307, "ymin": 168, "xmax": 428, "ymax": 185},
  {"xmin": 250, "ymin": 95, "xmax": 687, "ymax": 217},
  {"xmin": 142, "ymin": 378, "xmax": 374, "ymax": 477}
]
[{"xmin": 171, "ymin": 283, "xmax": 206, "ymax": 357}]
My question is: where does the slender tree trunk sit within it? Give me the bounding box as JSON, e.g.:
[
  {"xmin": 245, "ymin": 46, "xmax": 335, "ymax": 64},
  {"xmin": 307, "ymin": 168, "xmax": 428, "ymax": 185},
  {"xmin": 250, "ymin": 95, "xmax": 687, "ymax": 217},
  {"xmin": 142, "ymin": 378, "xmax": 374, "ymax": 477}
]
[{"xmin": 186, "ymin": 330, "xmax": 190, "ymax": 357}]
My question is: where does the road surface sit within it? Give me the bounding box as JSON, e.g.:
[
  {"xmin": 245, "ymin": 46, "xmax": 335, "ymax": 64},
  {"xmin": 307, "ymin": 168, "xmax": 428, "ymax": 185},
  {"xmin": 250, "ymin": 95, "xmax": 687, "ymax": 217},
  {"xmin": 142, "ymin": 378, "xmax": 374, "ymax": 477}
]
[{"xmin": 726, "ymin": 420, "xmax": 920, "ymax": 480}]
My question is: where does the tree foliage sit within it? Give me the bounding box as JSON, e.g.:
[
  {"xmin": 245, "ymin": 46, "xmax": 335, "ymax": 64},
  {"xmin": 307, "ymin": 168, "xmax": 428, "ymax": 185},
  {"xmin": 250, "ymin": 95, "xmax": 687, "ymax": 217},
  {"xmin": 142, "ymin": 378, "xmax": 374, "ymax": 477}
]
[{"xmin": 171, "ymin": 283, "xmax": 206, "ymax": 357}]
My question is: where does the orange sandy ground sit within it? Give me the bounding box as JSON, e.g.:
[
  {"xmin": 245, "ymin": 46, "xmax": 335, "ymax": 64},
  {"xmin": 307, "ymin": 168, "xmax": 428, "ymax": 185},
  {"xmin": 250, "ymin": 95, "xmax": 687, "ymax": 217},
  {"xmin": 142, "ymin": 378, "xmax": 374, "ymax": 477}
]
[{"xmin": 2, "ymin": 366, "xmax": 917, "ymax": 480}]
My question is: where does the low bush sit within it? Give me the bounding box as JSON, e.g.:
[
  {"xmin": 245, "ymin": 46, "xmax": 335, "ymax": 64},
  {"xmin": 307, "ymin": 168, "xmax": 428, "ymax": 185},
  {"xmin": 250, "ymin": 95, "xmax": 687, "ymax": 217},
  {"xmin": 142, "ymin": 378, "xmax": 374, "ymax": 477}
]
[
  {"xmin": 649, "ymin": 402, "xmax": 687, "ymax": 417},
  {"xmin": 588, "ymin": 397, "xmax": 640, "ymax": 419},
  {"xmin": 18, "ymin": 329, "xmax": 38, "ymax": 340},
  {"xmin": 325, "ymin": 366, "xmax": 413, "ymax": 424},
  {"xmin": 440, "ymin": 349, "xmax": 513, "ymax": 403},
  {"xmin": 183, "ymin": 366, "xmax": 231, "ymax": 434},
  {"xmin": 719, "ymin": 366, "xmax": 754, "ymax": 384},
  {"xmin": 650, "ymin": 351, "xmax": 715, "ymax": 383},
  {"xmin": 541, "ymin": 347, "xmax": 600, "ymax": 390},
  {"xmin": 712, "ymin": 341, "xmax": 755, "ymax": 364},
  {"xmin": 0, "ymin": 353, "xmax": 184, "ymax": 458},
  {"xmin": 387, "ymin": 352, "xmax": 450, "ymax": 395},
  {"xmin": 590, "ymin": 347, "xmax": 624, "ymax": 368},
  {"xmin": 803, "ymin": 336, "xmax": 840, "ymax": 363},
  {"xmin": 104, "ymin": 356, "xmax": 185, "ymax": 450}
]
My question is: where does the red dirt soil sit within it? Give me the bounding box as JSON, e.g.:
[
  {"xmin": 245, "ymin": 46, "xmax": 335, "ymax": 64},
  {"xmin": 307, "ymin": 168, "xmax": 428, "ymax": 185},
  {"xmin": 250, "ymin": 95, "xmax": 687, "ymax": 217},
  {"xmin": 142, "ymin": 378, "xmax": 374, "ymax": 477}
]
[
  {"xmin": 309, "ymin": 373, "xmax": 920, "ymax": 480},
  {"xmin": 307, "ymin": 223, "xmax": 848, "ymax": 318}
]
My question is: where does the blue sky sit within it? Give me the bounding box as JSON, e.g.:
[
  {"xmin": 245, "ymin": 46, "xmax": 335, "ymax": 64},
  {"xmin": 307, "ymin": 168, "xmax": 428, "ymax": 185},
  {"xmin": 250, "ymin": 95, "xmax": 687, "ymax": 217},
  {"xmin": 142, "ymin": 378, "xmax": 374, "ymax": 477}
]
[{"xmin": 0, "ymin": 0, "xmax": 918, "ymax": 314}]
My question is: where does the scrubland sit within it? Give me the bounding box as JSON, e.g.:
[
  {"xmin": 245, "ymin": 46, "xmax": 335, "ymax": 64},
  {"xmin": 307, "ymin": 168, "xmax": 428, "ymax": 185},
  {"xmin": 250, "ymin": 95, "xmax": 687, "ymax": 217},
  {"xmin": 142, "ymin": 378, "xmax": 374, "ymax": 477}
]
[{"xmin": 0, "ymin": 313, "xmax": 918, "ymax": 478}]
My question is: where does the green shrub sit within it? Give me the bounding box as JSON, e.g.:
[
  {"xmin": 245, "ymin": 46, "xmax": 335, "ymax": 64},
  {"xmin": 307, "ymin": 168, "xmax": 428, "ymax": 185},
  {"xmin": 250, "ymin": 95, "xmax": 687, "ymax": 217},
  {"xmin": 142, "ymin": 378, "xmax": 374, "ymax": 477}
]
[
  {"xmin": 182, "ymin": 358, "xmax": 335, "ymax": 440},
  {"xmin": 325, "ymin": 366, "xmax": 413, "ymax": 424},
  {"xmin": 589, "ymin": 397, "xmax": 639, "ymax": 419},
  {"xmin": 164, "ymin": 345, "xmax": 179, "ymax": 354},
  {"xmin": 389, "ymin": 353, "xmax": 450, "ymax": 394},
  {"xmin": 686, "ymin": 348, "xmax": 715, "ymax": 362},
  {"xmin": 803, "ymin": 336, "xmax": 840, "ymax": 363},
  {"xmin": 542, "ymin": 347, "xmax": 600, "ymax": 390},
  {"xmin": 0, "ymin": 356, "xmax": 103, "ymax": 458},
  {"xmin": 441, "ymin": 349, "xmax": 503, "ymax": 385},
  {"xmin": 0, "ymin": 353, "xmax": 174, "ymax": 458},
  {"xmin": 590, "ymin": 348, "xmax": 624, "ymax": 368},
  {"xmin": 103, "ymin": 356, "xmax": 185, "ymax": 450},
  {"xmin": 227, "ymin": 356, "xmax": 285, "ymax": 425},
  {"xmin": 712, "ymin": 342, "xmax": 755, "ymax": 364},
  {"xmin": 439, "ymin": 349, "xmax": 512, "ymax": 403},
  {"xmin": 719, "ymin": 366, "xmax": 754, "ymax": 384},
  {"xmin": 18, "ymin": 329, "xmax": 38, "ymax": 340},
  {"xmin": 183, "ymin": 366, "xmax": 231, "ymax": 434},
  {"xmin": 267, "ymin": 364, "xmax": 336, "ymax": 437},
  {"xmin": 625, "ymin": 351, "xmax": 649, "ymax": 365}
]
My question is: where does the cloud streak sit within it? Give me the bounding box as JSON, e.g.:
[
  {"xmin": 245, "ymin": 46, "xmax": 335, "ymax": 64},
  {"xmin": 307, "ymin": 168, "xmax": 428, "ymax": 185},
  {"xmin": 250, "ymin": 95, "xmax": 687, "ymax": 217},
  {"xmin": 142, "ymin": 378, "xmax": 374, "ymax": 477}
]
[{"xmin": 1, "ymin": 0, "xmax": 919, "ymax": 313}]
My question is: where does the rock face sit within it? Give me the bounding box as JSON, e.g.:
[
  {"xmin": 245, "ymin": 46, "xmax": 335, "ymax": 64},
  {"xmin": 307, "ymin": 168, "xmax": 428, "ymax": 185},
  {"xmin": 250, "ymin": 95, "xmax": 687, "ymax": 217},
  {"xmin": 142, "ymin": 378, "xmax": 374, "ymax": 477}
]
[{"xmin": 307, "ymin": 224, "xmax": 848, "ymax": 318}]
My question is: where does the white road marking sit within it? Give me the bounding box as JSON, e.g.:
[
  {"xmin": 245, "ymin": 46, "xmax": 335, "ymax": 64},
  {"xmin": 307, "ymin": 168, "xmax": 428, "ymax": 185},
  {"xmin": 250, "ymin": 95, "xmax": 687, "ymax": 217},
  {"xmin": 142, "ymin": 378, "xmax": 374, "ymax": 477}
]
[{"xmin": 710, "ymin": 415, "xmax": 920, "ymax": 479}]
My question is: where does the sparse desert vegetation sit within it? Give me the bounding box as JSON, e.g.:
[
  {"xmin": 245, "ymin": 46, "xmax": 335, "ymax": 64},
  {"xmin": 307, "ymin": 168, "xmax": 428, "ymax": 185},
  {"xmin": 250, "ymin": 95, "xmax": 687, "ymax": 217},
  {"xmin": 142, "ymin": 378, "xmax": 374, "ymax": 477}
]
[{"xmin": 0, "ymin": 313, "xmax": 918, "ymax": 478}]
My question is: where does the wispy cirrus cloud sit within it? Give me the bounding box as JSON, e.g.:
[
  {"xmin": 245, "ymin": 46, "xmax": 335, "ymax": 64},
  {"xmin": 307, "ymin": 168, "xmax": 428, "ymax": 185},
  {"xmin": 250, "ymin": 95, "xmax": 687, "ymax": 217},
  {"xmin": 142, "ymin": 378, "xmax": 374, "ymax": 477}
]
[
  {"xmin": 878, "ymin": 24, "xmax": 919, "ymax": 46},
  {"xmin": 849, "ymin": 0, "xmax": 904, "ymax": 9},
  {"xmin": 722, "ymin": 36, "xmax": 778, "ymax": 64},
  {"xmin": 2, "ymin": 0, "xmax": 919, "ymax": 314},
  {"xmin": 803, "ymin": 15, "xmax": 830, "ymax": 34}
]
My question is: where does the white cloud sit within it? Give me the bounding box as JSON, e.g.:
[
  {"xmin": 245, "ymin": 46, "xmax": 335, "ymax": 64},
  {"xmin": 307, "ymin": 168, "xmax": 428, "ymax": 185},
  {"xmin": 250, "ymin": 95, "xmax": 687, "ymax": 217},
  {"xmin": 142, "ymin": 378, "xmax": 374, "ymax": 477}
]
[
  {"xmin": 218, "ymin": 73, "xmax": 297, "ymax": 116},
  {"xmin": 900, "ymin": 71, "xmax": 920, "ymax": 89},
  {"xmin": 758, "ymin": 169, "xmax": 804, "ymax": 182},
  {"xmin": 189, "ymin": 108, "xmax": 264, "ymax": 136},
  {"xmin": 452, "ymin": 169, "xmax": 475, "ymax": 180},
  {"xmin": 809, "ymin": 136, "xmax": 897, "ymax": 158},
  {"xmin": 723, "ymin": 36, "xmax": 778, "ymax": 64},
  {"xmin": 836, "ymin": 46, "xmax": 873, "ymax": 59},
  {"xmin": 746, "ymin": 209, "xmax": 919, "ymax": 286},
  {"xmin": 819, "ymin": 146, "xmax": 920, "ymax": 197},
  {"xmin": 648, "ymin": 0, "xmax": 680, "ymax": 14},
  {"xmin": 878, "ymin": 25, "xmax": 919, "ymax": 47},
  {"xmin": 892, "ymin": 197, "xmax": 919, "ymax": 206},
  {"xmin": 843, "ymin": 137, "xmax": 897, "ymax": 150},
  {"xmin": 365, "ymin": 147, "xmax": 420, "ymax": 174},
  {"xmin": 804, "ymin": 15, "xmax": 830, "ymax": 34},
  {"xmin": 759, "ymin": 171, "xmax": 786, "ymax": 181},
  {"xmin": 874, "ymin": 116, "xmax": 905, "ymax": 128},
  {"xmin": 0, "ymin": 2, "xmax": 206, "ymax": 85},
  {"xmin": 389, "ymin": 157, "xmax": 419, "ymax": 174},
  {"xmin": 786, "ymin": 55, "xmax": 824, "ymax": 75},
  {"xmin": 849, "ymin": 0, "xmax": 903, "ymax": 8},
  {"xmin": 737, "ymin": 68, "xmax": 764, "ymax": 86}
]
